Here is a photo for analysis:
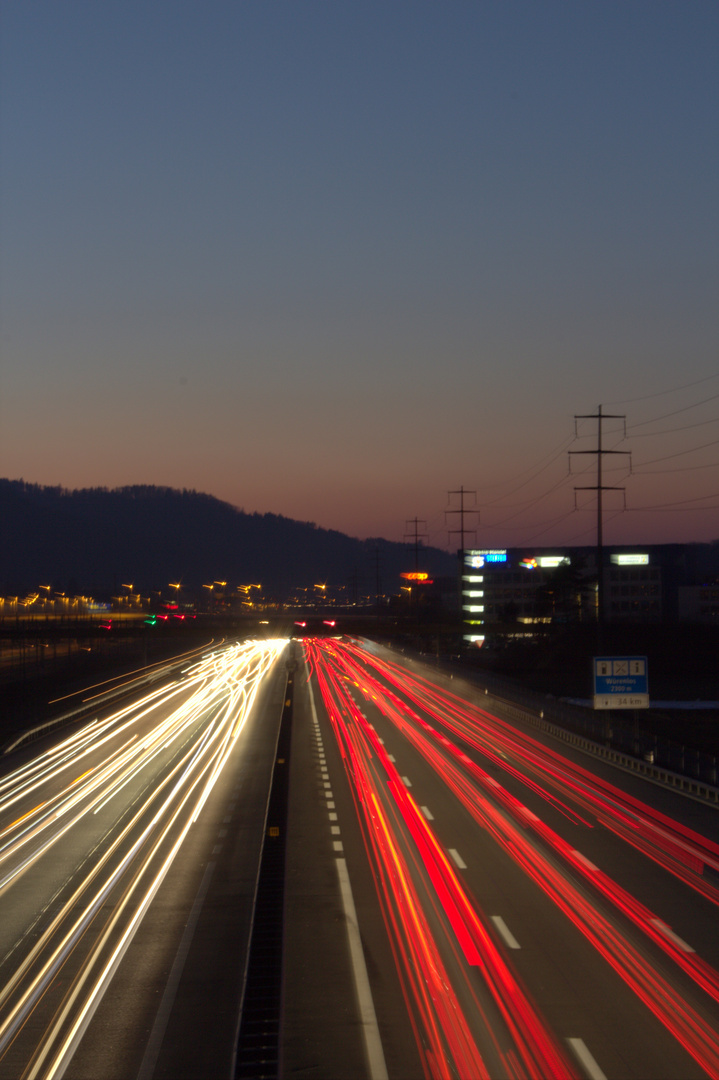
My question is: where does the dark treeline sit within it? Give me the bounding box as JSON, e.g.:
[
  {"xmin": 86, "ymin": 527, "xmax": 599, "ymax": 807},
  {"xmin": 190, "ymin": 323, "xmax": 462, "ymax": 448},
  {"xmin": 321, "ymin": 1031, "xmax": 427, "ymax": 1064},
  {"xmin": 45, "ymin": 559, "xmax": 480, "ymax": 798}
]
[{"xmin": 0, "ymin": 480, "xmax": 456, "ymax": 596}]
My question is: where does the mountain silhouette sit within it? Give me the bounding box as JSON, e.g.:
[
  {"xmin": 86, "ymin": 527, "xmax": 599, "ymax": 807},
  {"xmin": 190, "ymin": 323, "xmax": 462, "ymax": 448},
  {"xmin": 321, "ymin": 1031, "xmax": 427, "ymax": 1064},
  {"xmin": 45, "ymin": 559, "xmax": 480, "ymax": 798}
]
[{"xmin": 0, "ymin": 480, "xmax": 456, "ymax": 597}]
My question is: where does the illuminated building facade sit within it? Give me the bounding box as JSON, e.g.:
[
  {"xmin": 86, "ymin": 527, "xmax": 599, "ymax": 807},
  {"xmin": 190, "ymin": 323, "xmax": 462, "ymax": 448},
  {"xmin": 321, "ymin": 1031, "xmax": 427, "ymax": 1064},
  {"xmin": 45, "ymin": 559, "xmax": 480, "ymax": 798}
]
[{"xmin": 461, "ymin": 543, "xmax": 719, "ymax": 642}]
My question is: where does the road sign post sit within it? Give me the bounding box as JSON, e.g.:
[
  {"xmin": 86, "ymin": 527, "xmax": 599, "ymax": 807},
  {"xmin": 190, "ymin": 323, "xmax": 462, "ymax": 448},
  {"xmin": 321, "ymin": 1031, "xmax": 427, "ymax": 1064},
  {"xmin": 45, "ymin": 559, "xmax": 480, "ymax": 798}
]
[{"xmin": 593, "ymin": 656, "xmax": 649, "ymax": 710}]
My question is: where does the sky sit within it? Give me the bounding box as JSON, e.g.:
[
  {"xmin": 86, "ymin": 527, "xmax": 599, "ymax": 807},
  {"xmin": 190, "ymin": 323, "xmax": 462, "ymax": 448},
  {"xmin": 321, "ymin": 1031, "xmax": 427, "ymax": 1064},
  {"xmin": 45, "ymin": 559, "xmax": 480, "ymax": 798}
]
[{"xmin": 1, "ymin": 1, "xmax": 717, "ymax": 551}]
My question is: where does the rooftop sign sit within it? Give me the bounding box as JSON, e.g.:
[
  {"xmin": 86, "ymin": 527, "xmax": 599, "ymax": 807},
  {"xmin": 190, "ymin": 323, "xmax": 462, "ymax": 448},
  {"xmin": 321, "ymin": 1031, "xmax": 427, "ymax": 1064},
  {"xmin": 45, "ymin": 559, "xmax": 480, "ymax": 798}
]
[{"xmin": 464, "ymin": 550, "xmax": 507, "ymax": 567}]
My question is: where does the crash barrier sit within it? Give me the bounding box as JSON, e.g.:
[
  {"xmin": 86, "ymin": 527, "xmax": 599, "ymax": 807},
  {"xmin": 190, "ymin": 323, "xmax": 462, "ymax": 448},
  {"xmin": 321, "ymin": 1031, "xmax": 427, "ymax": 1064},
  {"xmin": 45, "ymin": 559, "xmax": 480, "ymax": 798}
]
[{"xmin": 480, "ymin": 687, "xmax": 719, "ymax": 806}]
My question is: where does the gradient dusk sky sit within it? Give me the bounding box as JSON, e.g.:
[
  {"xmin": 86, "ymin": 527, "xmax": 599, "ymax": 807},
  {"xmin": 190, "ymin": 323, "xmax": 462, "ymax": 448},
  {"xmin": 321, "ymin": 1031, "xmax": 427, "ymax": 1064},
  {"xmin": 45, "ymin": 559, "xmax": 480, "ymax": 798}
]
[{"xmin": 1, "ymin": 1, "xmax": 717, "ymax": 550}]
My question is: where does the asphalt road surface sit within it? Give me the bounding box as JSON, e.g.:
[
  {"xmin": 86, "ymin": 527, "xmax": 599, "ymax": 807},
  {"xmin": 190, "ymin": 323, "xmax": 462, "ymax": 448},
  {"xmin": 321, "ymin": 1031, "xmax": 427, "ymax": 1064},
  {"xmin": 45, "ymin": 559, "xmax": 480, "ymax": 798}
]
[
  {"xmin": 286, "ymin": 638, "xmax": 719, "ymax": 1080},
  {"xmin": 0, "ymin": 639, "xmax": 288, "ymax": 1080},
  {"xmin": 2, "ymin": 635, "xmax": 719, "ymax": 1080}
]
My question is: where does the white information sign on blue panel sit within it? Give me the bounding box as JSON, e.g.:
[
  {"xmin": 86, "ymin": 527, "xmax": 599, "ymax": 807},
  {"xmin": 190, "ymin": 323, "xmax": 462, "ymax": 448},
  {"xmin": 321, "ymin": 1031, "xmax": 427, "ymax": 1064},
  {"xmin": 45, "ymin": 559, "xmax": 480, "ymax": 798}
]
[{"xmin": 593, "ymin": 656, "xmax": 649, "ymax": 710}]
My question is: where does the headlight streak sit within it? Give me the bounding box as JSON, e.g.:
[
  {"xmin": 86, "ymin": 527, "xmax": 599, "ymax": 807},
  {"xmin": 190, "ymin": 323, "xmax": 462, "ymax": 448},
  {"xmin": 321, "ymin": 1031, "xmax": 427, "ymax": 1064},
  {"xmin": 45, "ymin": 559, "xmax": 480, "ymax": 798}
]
[
  {"xmin": 313, "ymin": 639, "xmax": 719, "ymax": 1078},
  {"xmin": 0, "ymin": 680, "xmax": 195, "ymax": 822},
  {"xmin": 0, "ymin": 651, "xmax": 261, "ymax": 870},
  {"xmin": 25, "ymin": 725, "xmax": 235, "ymax": 1080},
  {"xmin": 0, "ymin": 638, "xmax": 287, "ymax": 1079},
  {"xmin": 47, "ymin": 641, "xmax": 214, "ymax": 706},
  {"xmin": 306, "ymin": 640, "xmax": 576, "ymax": 1080}
]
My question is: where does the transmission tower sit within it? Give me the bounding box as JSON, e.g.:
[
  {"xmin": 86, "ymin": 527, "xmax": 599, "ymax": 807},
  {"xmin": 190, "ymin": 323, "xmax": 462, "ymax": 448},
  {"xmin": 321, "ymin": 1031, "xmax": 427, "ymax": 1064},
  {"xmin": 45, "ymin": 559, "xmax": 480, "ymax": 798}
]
[
  {"xmin": 371, "ymin": 547, "xmax": 383, "ymax": 609},
  {"xmin": 404, "ymin": 518, "xmax": 427, "ymax": 573},
  {"xmin": 570, "ymin": 404, "xmax": 631, "ymax": 627},
  {"xmin": 446, "ymin": 487, "xmax": 478, "ymax": 553}
]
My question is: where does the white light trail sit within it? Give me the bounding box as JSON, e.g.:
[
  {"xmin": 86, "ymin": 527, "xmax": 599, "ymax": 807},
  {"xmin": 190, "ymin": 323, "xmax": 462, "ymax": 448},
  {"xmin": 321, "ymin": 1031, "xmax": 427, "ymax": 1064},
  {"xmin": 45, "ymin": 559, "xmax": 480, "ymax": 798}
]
[{"xmin": 0, "ymin": 638, "xmax": 288, "ymax": 1078}]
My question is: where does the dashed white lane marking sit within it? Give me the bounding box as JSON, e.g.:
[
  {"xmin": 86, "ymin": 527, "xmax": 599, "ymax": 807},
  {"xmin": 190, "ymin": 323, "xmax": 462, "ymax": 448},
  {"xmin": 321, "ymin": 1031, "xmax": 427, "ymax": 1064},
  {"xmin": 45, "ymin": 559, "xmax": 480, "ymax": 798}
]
[
  {"xmin": 650, "ymin": 918, "xmax": 695, "ymax": 952},
  {"xmin": 331, "ymin": 825, "xmax": 341, "ymax": 835},
  {"xmin": 572, "ymin": 850, "xmax": 599, "ymax": 872},
  {"xmin": 491, "ymin": 915, "xmax": 521, "ymax": 949},
  {"xmin": 378, "ymin": 738, "xmax": 384, "ymax": 744},
  {"xmin": 421, "ymin": 806, "xmax": 434, "ymax": 820},
  {"xmin": 401, "ymin": 776, "xmax": 412, "ymax": 788},
  {"xmin": 212, "ymin": 845, "xmax": 222, "ymax": 854},
  {"xmin": 335, "ymin": 858, "xmax": 389, "ymax": 1080},
  {"xmin": 223, "ymin": 816, "xmax": 232, "ymax": 823},
  {"xmin": 567, "ymin": 1038, "xmax": 608, "ymax": 1080},
  {"xmin": 308, "ymin": 662, "xmax": 387, "ymax": 1078},
  {"xmin": 218, "ymin": 829, "xmax": 227, "ymax": 838},
  {"xmin": 387, "ymin": 754, "xmax": 396, "ymax": 762},
  {"xmin": 449, "ymin": 849, "xmax": 467, "ymax": 869},
  {"xmin": 323, "ymin": 781, "xmax": 332, "ymax": 788},
  {"xmin": 520, "ymin": 807, "xmax": 539, "ymax": 822}
]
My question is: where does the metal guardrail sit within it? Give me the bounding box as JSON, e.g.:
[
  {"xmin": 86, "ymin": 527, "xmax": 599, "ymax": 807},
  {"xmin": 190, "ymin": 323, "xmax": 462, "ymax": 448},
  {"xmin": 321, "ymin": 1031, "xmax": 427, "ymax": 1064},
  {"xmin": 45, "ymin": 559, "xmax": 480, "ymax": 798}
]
[
  {"xmin": 403, "ymin": 646, "xmax": 719, "ymax": 808},
  {"xmin": 2, "ymin": 665, "xmax": 174, "ymax": 755},
  {"xmin": 479, "ymin": 688, "xmax": 719, "ymax": 806}
]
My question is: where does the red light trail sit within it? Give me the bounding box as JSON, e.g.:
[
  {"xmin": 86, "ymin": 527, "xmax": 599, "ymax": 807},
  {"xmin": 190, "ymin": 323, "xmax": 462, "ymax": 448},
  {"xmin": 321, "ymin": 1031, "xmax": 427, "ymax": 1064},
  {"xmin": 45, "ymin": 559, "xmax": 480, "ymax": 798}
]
[{"xmin": 304, "ymin": 637, "xmax": 719, "ymax": 1079}]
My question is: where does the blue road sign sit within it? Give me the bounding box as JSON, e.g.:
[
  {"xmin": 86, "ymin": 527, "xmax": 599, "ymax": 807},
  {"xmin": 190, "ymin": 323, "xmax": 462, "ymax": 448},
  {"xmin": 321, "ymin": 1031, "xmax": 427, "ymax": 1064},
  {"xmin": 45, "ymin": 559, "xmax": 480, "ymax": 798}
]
[{"xmin": 593, "ymin": 656, "xmax": 649, "ymax": 709}]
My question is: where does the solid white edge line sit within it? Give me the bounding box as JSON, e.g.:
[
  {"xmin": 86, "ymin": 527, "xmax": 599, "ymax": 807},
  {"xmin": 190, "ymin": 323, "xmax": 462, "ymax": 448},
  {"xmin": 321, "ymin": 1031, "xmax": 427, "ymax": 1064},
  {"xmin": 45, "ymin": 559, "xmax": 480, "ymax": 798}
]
[
  {"xmin": 336, "ymin": 858, "xmax": 389, "ymax": 1080},
  {"xmin": 567, "ymin": 1037, "xmax": 608, "ymax": 1080},
  {"xmin": 490, "ymin": 915, "xmax": 521, "ymax": 949}
]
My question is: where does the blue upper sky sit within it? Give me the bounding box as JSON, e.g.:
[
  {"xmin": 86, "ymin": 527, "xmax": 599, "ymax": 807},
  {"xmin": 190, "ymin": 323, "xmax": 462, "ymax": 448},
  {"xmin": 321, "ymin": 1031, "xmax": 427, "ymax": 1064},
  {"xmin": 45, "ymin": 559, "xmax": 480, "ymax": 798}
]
[{"xmin": 1, "ymin": 2, "xmax": 717, "ymax": 548}]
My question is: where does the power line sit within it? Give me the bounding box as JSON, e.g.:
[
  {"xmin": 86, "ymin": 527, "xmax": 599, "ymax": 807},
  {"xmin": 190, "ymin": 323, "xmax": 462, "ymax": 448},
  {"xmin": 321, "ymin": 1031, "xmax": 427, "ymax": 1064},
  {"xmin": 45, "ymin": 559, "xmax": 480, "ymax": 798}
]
[
  {"xmin": 487, "ymin": 474, "xmax": 572, "ymax": 527},
  {"xmin": 633, "ymin": 460, "xmax": 719, "ymax": 475},
  {"xmin": 604, "ymin": 371, "xmax": 719, "ymax": 407},
  {"xmin": 479, "ymin": 436, "xmax": 576, "ymax": 507},
  {"xmin": 627, "ymin": 491, "xmax": 719, "ymax": 510},
  {"xmin": 633, "ymin": 437, "xmax": 719, "ymax": 469},
  {"xmin": 628, "ymin": 391, "xmax": 719, "ymax": 430},
  {"xmin": 560, "ymin": 510, "xmax": 625, "ymax": 545},
  {"xmin": 629, "ymin": 414, "xmax": 719, "ymax": 438}
]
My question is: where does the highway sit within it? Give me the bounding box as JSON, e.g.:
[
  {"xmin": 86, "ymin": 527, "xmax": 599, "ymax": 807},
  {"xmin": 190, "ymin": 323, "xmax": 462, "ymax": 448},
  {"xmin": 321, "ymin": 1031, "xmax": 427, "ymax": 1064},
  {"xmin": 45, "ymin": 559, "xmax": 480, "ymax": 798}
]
[
  {"xmin": 1, "ymin": 634, "xmax": 718, "ymax": 1079},
  {"xmin": 0, "ymin": 638, "xmax": 288, "ymax": 1080},
  {"xmin": 294, "ymin": 638, "xmax": 719, "ymax": 1080}
]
